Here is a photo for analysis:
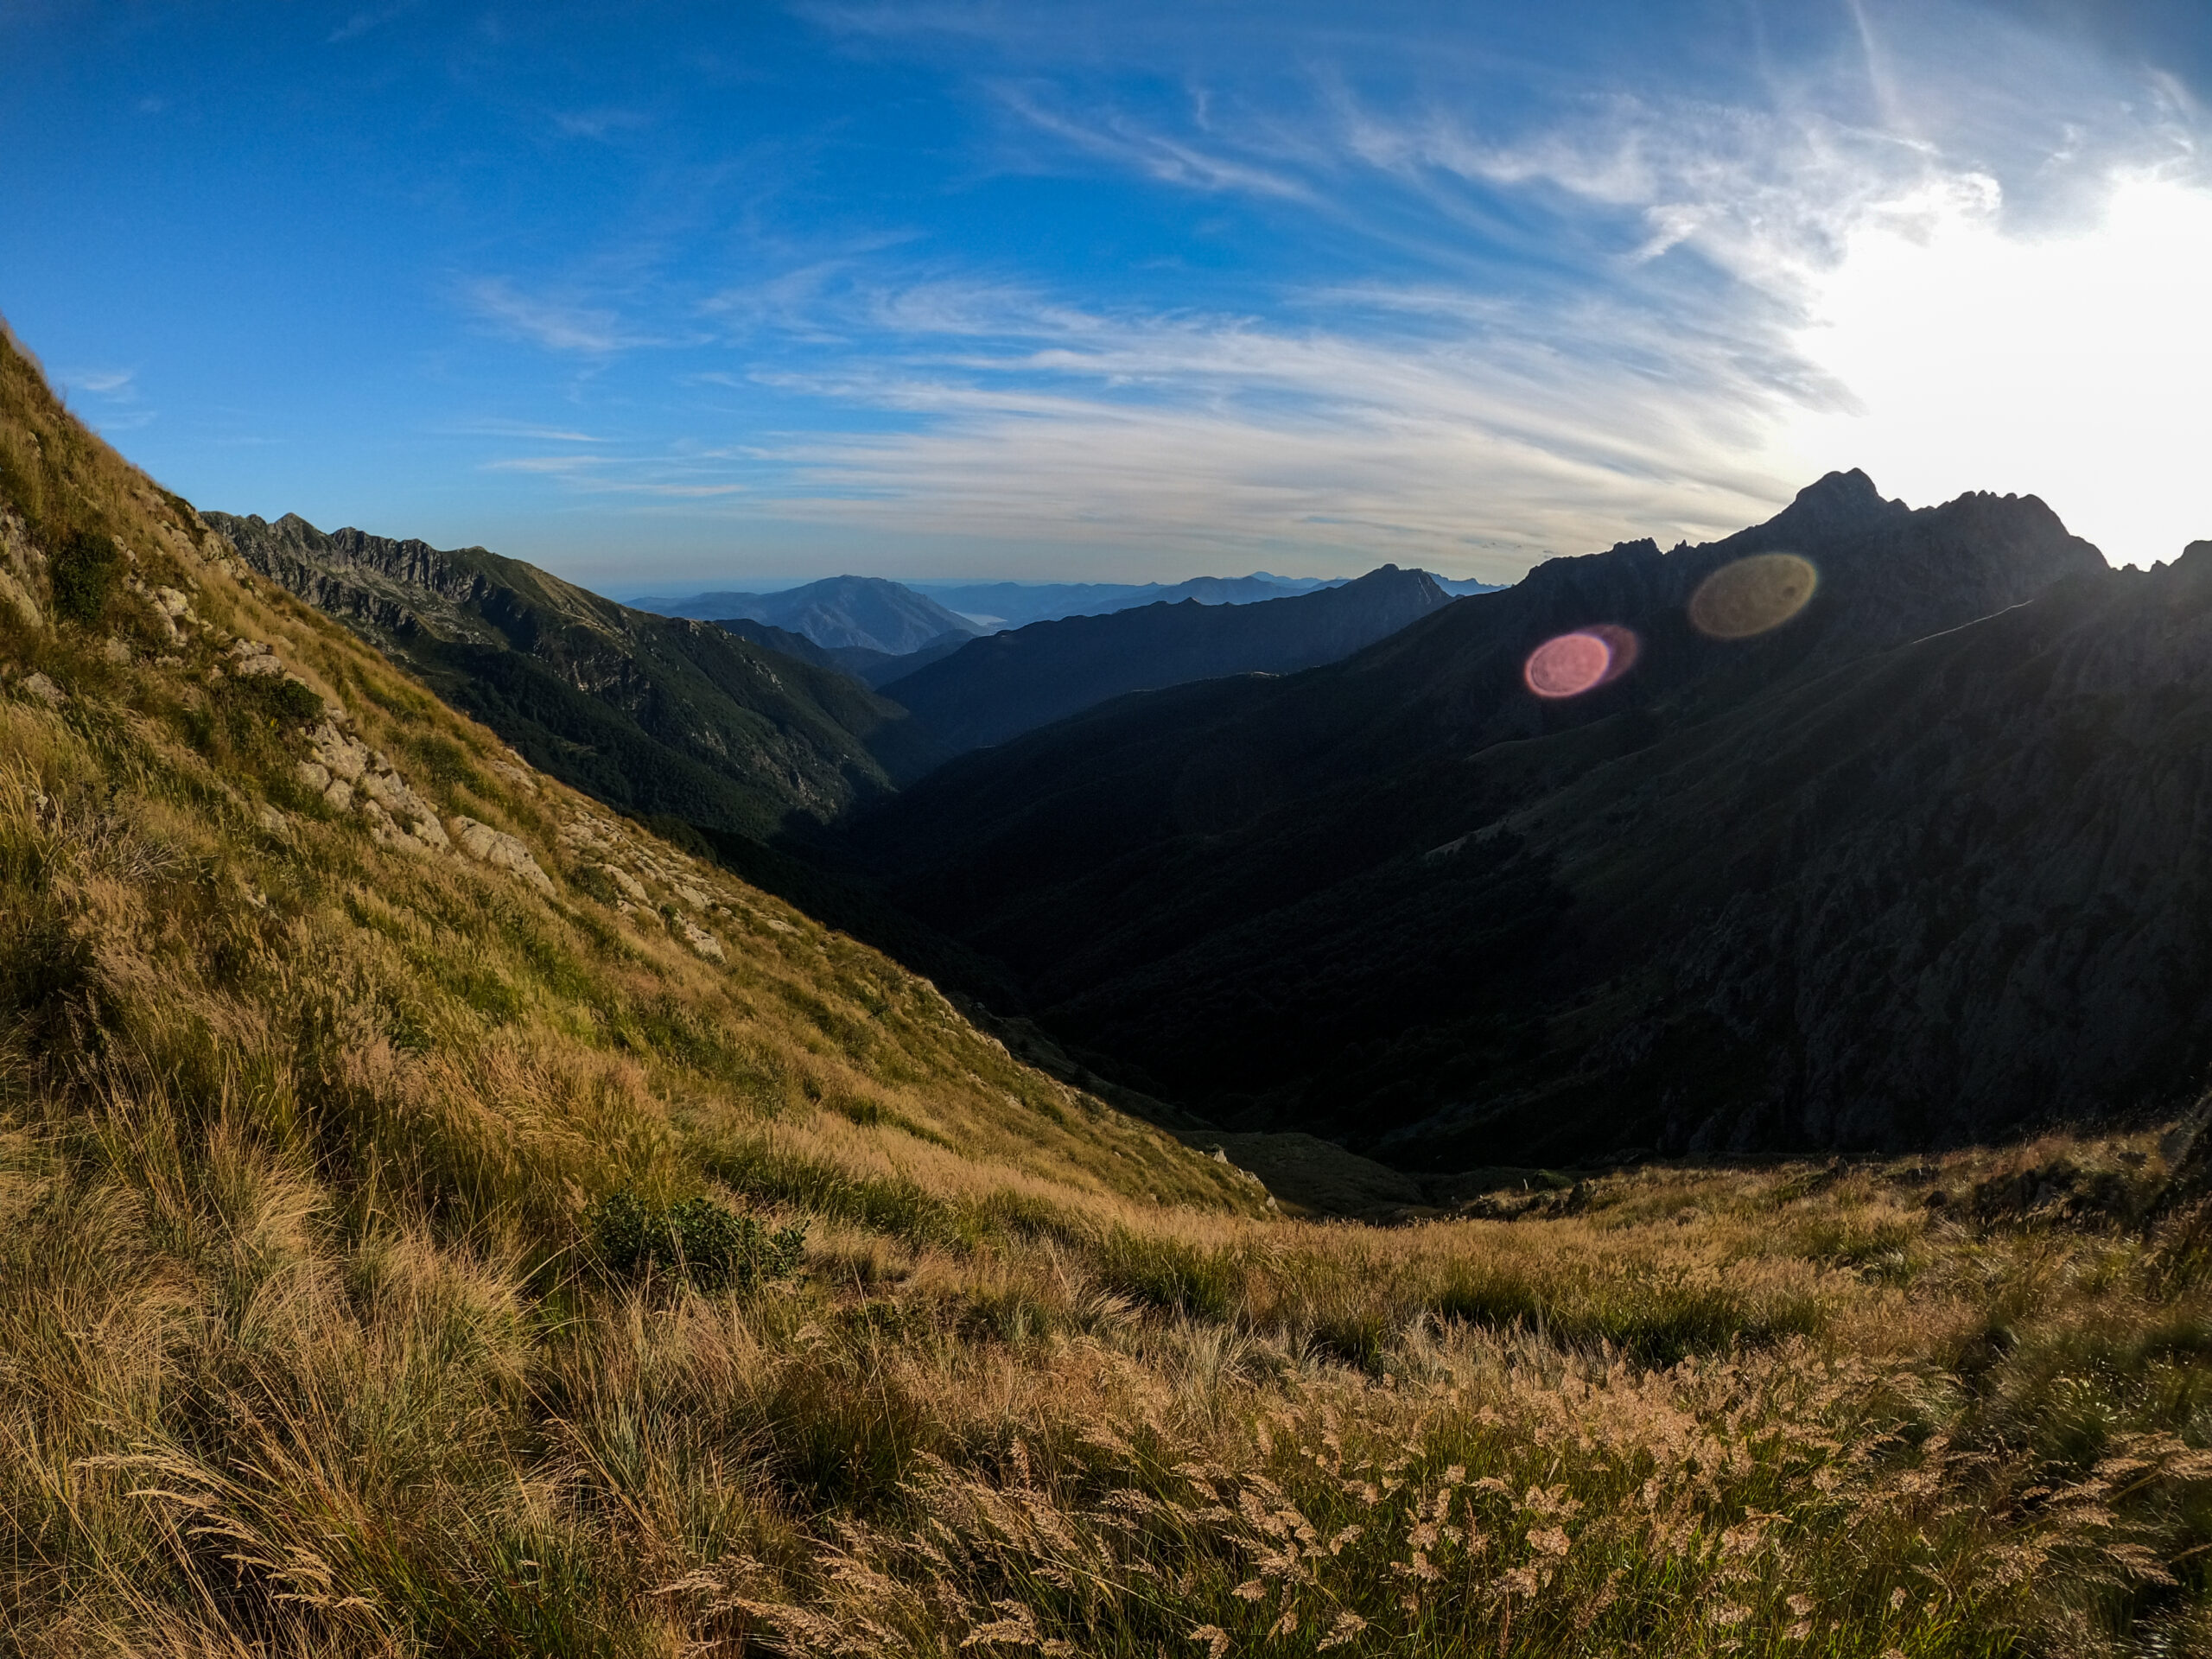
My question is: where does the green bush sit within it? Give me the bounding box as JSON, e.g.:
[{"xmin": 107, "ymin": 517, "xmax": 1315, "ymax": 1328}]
[
  {"xmin": 587, "ymin": 1189, "xmax": 805, "ymax": 1291},
  {"xmin": 48, "ymin": 525, "xmax": 118, "ymax": 626}
]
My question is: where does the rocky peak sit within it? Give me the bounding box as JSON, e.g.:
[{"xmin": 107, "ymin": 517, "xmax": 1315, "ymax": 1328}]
[{"xmin": 1775, "ymin": 467, "xmax": 1905, "ymax": 537}]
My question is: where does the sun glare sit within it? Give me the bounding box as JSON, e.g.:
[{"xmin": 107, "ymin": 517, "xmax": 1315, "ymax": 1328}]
[
  {"xmin": 1785, "ymin": 175, "xmax": 2212, "ymax": 567},
  {"xmin": 1688, "ymin": 554, "xmax": 1818, "ymax": 639},
  {"xmin": 1524, "ymin": 624, "xmax": 1639, "ymax": 698}
]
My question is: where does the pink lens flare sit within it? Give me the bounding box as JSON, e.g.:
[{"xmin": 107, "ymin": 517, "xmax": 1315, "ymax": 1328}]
[{"xmin": 1523, "ymin": 624, "xmax": 1640, "ymax": 699}]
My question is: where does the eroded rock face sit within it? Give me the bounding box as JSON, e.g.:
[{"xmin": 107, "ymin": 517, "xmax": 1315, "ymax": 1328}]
[
  {"xmin": 295, "ymin": 718, "xmax": 450, "ymax": 854},
  {"xmin": 679, "ymin": 918, "xmax": 726, "ymax": 961},
  {"xmin": 448, "ymin": 815, "xmax": 555, "ymax": 893},
  {"xmin": 228, "ymin": 639, "xmax": 285, "ymax": 677}
]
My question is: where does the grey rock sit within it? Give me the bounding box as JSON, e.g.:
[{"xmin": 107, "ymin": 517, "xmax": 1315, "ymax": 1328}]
[{"xmin": 448, "ymin": 815, "xmax": 555, "ymax": 894}]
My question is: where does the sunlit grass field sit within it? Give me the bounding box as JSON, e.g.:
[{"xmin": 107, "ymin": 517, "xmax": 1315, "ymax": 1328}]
[{"xmin": 4, "ymin": 327, "xmax": 2210, "ymax": 1656}]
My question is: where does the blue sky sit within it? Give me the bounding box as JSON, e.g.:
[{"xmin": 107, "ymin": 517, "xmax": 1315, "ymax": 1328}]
[{"xmin": 3, "ymin": 2, "xmax": 2209, "ymax": 590}]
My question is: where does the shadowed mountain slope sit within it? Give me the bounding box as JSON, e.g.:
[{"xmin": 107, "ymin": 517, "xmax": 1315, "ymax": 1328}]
[
  {"xmin": 206, "ymin": 512, "xmax": 945, "ymax": 842},
  {"xmin": 880, "ymin": 564, "xmax": 1454, "ymax": 753},
  {"xmin": 713, "ymin": 613, "xmax": 973, "ymax": 689},
  {"xmin": 844, "ymin": 473, "xmax": 2137, "ymax": 1163},
  {"xmin": 632, "ymin": 574, "xmax": 976, "ymax": 654}
]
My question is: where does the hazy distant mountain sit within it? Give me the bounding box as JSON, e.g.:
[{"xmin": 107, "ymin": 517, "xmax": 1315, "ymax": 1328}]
[
  {"xmin": 844, "ymin": 472, "xmax": 2142, "ymax": 1165},
  {"xmin": 881, "ymin": 565, "xmax": 1455, "ymax": 753},
  {"xmin": 713, "ymin": 615, "xmax": 972, "ymax": 690},
  {"xmin": 208, "ymin": 513, "xmax": 944, "ymax": 840},
  {"xmin": 912, "ymin": 573, "xmax": 1351, "ymax": 629},
  {"xmin": 630, "ymin": 575, "xmax": 977, "ymax": 654}
]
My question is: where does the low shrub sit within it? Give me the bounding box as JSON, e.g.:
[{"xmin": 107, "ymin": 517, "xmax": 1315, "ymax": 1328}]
[
  {"xmin": 48, "ymin": 524, "xmax": 119, "ymax": 626},
  {"xmin": 586, "ymin": 1189, "xmax": 804, "ymax": 1291}
]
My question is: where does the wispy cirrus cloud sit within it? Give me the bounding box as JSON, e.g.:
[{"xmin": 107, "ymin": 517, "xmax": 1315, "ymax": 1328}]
[
  {"xmin": 417, "ymin": 0, "xmax": 2212, "ymax": 578},
  {"xmin": 461, "ymin": 277, "xmax": 658, "ymax": 355},
  {"xmin": 480, "ymin": 454, "xmax": 613, "ymax": 475},
  {"xmin": 60, "ymin": 365, "xmax": 156, "ymax": 432},
  {"xmin": 553, "ymin": 106, "xmax": 654, "ymax": 141},
  {"xmin": 991, "ymin": 86, "xmax": 1315, "ymax": 200},
  {"xmin": 447, "ymin": 418, "xmax": 612, "ymax": 443}
]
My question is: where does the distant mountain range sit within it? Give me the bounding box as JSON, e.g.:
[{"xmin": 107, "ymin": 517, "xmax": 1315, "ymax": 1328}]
[
  {"xmin": 915, "ymin": 573, "xmax": 1351, "ymax": 628},
  {"xmin": 207, "ymin": 514, "xmax": 944, "ymax": 841},
  {"xmin": 711, "ymin": 616, "xmax": 972, "ymax": 690},
  {"xmin": 881, "ymin": 565, "xmax": 1454, "ymax": 753},
  {"xmin": 838, "ymin": 471, "xmax": 2183, "ymax": 1165},
  {"xmin": 632, "ymin": 569, "xmax": 1504, "ymax": 637},
  {"xmin": 627, "ymin": 575, "xmax": 976, "ymax": 655}
]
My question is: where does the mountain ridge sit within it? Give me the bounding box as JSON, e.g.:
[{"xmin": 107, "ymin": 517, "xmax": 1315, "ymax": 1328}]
[
  {"xmin": 205, "ymin": 511, "xmax": 944, "ymax": 842},
  {"xmin": 842, "ymin": 472, "xmax": 2126, "ymax": 1162},
  {"xmin": 632, "ymin": 573, "xmax": 976, "ymax": 654},
  {"xmin": 880, "ymin": 563, "xmax": 1456, "ymax": 753}
]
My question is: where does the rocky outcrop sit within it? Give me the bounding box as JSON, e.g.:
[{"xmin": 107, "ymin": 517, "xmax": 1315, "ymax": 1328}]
[
  {"xmin": 448, "ymin": 815, "xmax": 553, "ymax": 893},
  {"xmin": 297, "ymin": 719, "xmax": 453, "ymax": 855}
]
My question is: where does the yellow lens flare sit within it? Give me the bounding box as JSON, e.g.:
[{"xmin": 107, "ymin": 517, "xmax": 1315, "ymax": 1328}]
[
  {"xmin": 1687, "ymin": 553, "xmax": 1818, "ymax": 639},
  {"xmin": 1523, "ymin": 623, "xmax": 1640, "ymax": 699}
]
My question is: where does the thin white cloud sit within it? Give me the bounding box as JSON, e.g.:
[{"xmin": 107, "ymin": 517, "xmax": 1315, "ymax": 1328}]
[
  {"xmin": 480, "ymin": 454, "xmax": 614, "ymax": 475},
  {"xmin": 554, "ymin": 107, "xmax": 654, "ymax": 141},
  {"xmin": 461, "ymin": 277, "xmax": 652, "ymax": 355},
  {"xmin": 67, "ymin": 368, "xmax": 137, "ymax": 397},
  {"xmin": 448, "ymin": 419, "xmax": 611, "ymax": 443},
  {"xmin": 327, "ymin": 3, "xmax": 417, "ymax": 47},
  {"xmin": 994, "ymin": 86, "xmax": 1314, "ymax": 200}
]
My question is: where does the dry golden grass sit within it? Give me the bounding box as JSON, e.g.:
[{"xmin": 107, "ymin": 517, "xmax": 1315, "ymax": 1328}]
[{"xmin": 4, "ymin": 327, "xmax": 2211, "ymax": 1656}]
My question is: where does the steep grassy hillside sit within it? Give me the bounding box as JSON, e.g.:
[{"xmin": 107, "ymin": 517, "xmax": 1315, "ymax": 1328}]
[
  {"xmin": 205, "ymin": 512, "xmax": 944, "ymax": 842},
  {"xmin": 5, "ymin": 327, "xmax": 2212, "ymax": 1656}
]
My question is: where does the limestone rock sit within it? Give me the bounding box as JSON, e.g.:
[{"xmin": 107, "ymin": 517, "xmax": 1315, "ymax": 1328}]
[
  {"xmin": 308, "ymin": 721, "xmax": 372, "ymax": 782},
  {"xmin": 492, "ymin": 756, "xmax": 538, "ymax": 792},
  {"xmin": 448, "ymin": 815, "xmax": 554, "ymax": 894},
  {"xmin": 680, "ymin": 918, "xmax": 725, "ymax": 961},
  {"xmin": 228, "ymin": 639, "xmax": 284, "ymax": 678},
  {"xmin": 21, "ymin": 671, "xmax": 65, "ymax": 706},
  {"xmin": 0, "ymin": 568, "xmax": 44, "ymax": 629},
  {"xmin": 146, "ymin": 585, "xmax": 194, "ymax": 645},
  {"xmin": 605, "ymin": 864, "xmax": 648, "ymax": 904}
]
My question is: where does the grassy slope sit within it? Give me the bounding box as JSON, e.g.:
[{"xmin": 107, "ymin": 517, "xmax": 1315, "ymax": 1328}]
[{"xmin": 3, "ymin": 329, "xmax": 2212, "ymax": 1656}]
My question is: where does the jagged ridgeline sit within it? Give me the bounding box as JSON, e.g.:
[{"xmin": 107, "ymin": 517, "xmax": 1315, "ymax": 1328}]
[
  {"xmin": 201, "ymin": 509, "xmax": 946, "ymax": 843},
  {"xmin": 9, "ymin": 323, "xmax": 2212, "ymax": 1655}
]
